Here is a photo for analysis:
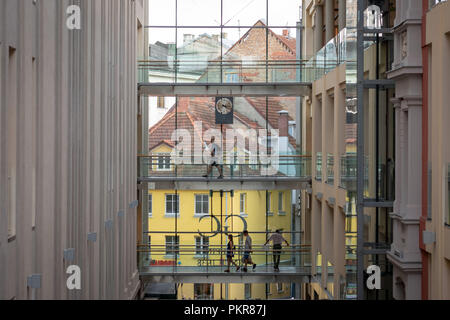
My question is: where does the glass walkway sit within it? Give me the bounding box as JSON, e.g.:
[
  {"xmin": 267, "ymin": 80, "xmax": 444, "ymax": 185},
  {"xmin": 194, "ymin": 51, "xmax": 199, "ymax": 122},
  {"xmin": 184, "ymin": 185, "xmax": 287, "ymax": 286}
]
[{"xmin": 138, "ymin": 241, "xmax": 312, "ymax": 284}]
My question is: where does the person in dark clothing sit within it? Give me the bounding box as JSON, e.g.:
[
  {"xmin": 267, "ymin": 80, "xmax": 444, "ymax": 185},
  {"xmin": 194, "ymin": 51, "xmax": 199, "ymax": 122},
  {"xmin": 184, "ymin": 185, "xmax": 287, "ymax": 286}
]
[{"xmin": 224, "ymin": 234, "xmax": 240, "ymax": 272}]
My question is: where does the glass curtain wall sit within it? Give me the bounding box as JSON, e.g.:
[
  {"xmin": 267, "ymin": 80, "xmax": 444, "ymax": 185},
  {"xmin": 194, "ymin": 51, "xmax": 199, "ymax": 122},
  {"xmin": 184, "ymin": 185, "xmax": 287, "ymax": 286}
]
[
  {"xmin": 141, "ymin": 0, "xmax": 310, "ymax": 300},
  {"xmin": 141, "ymin": 0, "xmax": 309, "ymax": 84}
]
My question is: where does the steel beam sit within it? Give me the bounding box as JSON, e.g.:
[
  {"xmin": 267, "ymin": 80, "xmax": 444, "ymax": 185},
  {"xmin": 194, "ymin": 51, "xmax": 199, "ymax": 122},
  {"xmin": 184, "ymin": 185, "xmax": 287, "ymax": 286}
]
[
  {"xmin": 140, "ymin": 177, "xmax": 311, "ymax": 191},
  {"xmin": 356, "ymin": 0, "xmax": 365, "ymax": 301},
  {"xmin": 138, "ymin": 82, "xmax": 312, "ymax": 98}
]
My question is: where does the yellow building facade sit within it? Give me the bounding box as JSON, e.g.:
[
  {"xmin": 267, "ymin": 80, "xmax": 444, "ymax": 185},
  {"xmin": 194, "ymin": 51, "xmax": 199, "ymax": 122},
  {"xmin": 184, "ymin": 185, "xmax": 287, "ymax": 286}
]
[{"xmin": 147, "ymin": 187, "xmax": 293, "ymax": 300}]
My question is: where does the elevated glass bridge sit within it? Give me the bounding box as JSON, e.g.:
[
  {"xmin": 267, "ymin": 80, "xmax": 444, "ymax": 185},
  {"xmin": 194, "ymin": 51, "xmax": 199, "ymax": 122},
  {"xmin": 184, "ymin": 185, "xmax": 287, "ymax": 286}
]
[
  {"xmin": 139, "ymin": 153, "xmax": 312, "ymax": 190},
  {"xmin": 138, "ymin": 240, "xmax": 312, "ymax": 284}
]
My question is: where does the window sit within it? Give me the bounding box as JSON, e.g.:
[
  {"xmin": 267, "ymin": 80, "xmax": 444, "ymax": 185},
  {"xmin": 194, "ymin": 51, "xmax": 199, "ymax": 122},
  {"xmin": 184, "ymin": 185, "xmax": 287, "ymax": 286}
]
[
  {"xmin": 194, "ymin": 284, "xmax": 213, "ymax": 300},
  {"xmin": 428, "ymin": 165, "xmax": 432, "ymax": 220},
  {"xmin": 195, "ymin": 236, "xmax": 209, "ymax": 256},
  {"xmin": 267, "ymin": 192, "xmax": 273, "ymax": 216},
  {"xmin": 157, "ymin": 153, "xmax": 171, "ymax": 171},
  {"xmin": 447, "ymin": 164, "xmax": 450, "ymax": 225},
  {"xmin": 195, "ymin": 194, "xmax": 209, "ymax": 216},
  {"xmin": 245, "ymin": 284, "xmax": 252, "ymax": 299},
  {"xmin": 278, "ymin": 192, "xmax": 284, "ymax": 213},
  {"xmin": 165, "ymin": 236, "xmax": 179, "ymax": 257},
  {"xmin": 266, "ymin": 283, "xmax": 271, "ymax": 295},
  {"xmin": 240, "ymin": 193, "xmax": 247, "ymax": 215},
  {"xmin": 157, "ymin": 96, "xmax": 165, "ymax": 108},
  {"xmin": 288, "ymin": 122, "xmax": 296, "ymax": 137},
  {"xmin": 225, "ymin": 71, "xmax": 239, "ymax": 83},
  {"xmin": 148, "ymin": 193, "xmax": 152, "ymax": 217},
  {"xmin": 7, "ymin": 47, "xmax": 17, "ymax": 240},
  {"xmin": 277, "ymin": 283, "xmax": 283, "ymax": 293},
  {"xmin": 165, "ymin": 194, "xmax": 179, "ymax": 216}
]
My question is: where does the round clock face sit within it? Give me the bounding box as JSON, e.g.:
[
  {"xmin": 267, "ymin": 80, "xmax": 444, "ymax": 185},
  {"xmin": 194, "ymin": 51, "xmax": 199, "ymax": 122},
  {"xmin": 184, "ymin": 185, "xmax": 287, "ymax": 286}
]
[{"xmin": 216, "ymin": 98, "xmax": 233, "ymax": 115}]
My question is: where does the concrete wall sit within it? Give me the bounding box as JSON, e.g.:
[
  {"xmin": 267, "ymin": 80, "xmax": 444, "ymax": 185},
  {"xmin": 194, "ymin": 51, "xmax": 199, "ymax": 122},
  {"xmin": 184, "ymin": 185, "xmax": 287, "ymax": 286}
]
[{"xmin": 0, "ymin": 0, "xmax": 148, "ymax": 300}]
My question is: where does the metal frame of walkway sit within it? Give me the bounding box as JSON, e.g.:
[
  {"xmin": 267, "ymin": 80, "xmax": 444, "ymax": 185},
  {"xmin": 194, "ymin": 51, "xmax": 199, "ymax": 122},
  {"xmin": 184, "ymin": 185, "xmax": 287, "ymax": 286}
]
[
  {"xmin": 140, "ymin": 266, "xmax": 311, "ymax": 284},
  {"xmin": 139, "ymin": 176, "xmax": 311, "ymax": 191},
  {"xmin": 138, "ymin": 82, "xmax": 312, "ymax": 98}
]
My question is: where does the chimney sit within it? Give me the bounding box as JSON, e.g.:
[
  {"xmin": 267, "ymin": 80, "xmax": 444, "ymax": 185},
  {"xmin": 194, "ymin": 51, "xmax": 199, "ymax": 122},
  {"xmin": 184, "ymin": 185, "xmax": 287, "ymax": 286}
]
[
  {"xmin": 282, "ymin": 29, "xmax": 289, "ymax": 37},
  {"xmin": 278, "ymin": 110, "xmax": 289, "ymax": 137}
]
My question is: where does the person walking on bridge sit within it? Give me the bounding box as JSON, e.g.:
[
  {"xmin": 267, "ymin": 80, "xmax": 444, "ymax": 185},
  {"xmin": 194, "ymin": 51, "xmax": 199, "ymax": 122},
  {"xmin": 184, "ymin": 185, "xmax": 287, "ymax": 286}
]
[
  {"xmin": 264, "ymin": 229, "xmax": 289, "ymax": 272},
  {"xmin": 202, "ymin": 137, "xmax": 224, "ymax": 179},
  {"xmin": 242, "ymin": 230, "xmax": 257, "ymax": 272},
  {"xmin": 224, "ymin": 234, "xmax": 240, "ymax": 273}
]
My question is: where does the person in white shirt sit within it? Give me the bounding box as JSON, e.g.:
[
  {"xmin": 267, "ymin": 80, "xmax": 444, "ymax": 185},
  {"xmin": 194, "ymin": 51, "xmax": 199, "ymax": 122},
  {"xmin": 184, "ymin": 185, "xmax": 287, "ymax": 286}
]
[
  {"xmin": 264, "ymin": 229, "xmax": 289, "ymax": 271},
  {"xmin": 202, "ymin": 137, "xmax": 224, "ymax": 179}
]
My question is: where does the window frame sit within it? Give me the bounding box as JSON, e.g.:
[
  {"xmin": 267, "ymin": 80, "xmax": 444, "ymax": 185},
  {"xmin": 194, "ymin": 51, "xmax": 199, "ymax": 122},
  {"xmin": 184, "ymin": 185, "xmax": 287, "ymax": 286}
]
[
  {"xmin": 278, "ymin": 192, "xmax": 286, "ymax": 215},
  {"xmin": 157, "ymin": 153, "xmax": 171, "ymax": 171},
  {"xmin": 157, "ymin": 96, "xmax": 165, "ymax": 109},
  {"xmin": 245, "ymin": 283, "xmax": 252, "ymax": 300},
  {"xmin": 195, "ymin": 236, "xmax": 210, "ymax": 257},
  {"xmin": 148, "ymin": 193, "xmax": 153, "ymax": 217},
  {"xmin": 165, "ymin": 194, "xmax": 180, "ymax": 217},
  {"xmin": 194, "ymin": 194, "xmax": 209, "ymax": 217},
  {"xmin": 165, "ymin": 235, "xmax": 179, "ymax": 258},
  {"xmin": 277, "ymin": 283, "xmax": 283, "ymax": 293},
  {"xmin": 240, "ymin": 193, "xmax": 247, "ymax": 216},
  {"xmin": 194, "ymin": 283, "xmax": 214, "ymax": 300}
]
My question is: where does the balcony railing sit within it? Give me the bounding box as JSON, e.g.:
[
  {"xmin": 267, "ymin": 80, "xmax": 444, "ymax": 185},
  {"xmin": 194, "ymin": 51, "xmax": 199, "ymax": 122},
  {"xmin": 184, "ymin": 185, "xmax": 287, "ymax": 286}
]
[
  {"xmin": 139, "ymin": 153, "xmax": 311, "ymax": 179},
  {"xmin": 315, "ymin": 152, "xmax": 322, "ymax": 181},
  {"xmin": 326, "ymin": 154, "xmax": 335, "ymax": 185},
  {"xmin": 340, "ymin": 153, "xmax": 357, "ymax": 190},
  {"xmin": 138, "ymin": 58, "xmax": 328, "ymax": 84},
  {"xmin": 304, "ymin": 28, "xmax": 348, "ymax": 82}
]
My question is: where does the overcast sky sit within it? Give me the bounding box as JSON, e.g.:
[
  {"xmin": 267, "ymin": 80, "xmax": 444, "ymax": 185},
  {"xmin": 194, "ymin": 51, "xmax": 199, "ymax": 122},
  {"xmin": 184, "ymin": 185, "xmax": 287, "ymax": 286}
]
[{"xmin": 148, "ymin": 0, "xmax": 302, "ymax": 45}]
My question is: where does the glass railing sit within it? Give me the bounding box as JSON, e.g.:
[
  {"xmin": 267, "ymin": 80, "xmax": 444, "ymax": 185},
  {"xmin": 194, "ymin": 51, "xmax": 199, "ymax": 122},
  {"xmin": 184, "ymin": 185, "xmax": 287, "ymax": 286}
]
[
  {"xmin": 137, "ymin": 236, "xmax": 312, "ymax": 274},
  {"xmin": 303, "ymin": 28, "xmax": 347, "ymax": 82},
  {"xmin": 315, "ymin": 152, "xmax": 322, "ymax": 181},
  {"xmin": 139, "ymin": 28, "xmax": 353, "ymax": 84},
  {"xmin": 138, "ymin": 57, "xmax": 324, "ymax": 84},
  {"xmin": 139, "ymin": 152, "xmax": 311, "ymax": 179},
  {"xmin": 340, "ymin": 153, "xmax": 357, "ymax": 190},
  {"xmin": 326, "ymin": 154, "xmax": 335, "ymax": 185}
]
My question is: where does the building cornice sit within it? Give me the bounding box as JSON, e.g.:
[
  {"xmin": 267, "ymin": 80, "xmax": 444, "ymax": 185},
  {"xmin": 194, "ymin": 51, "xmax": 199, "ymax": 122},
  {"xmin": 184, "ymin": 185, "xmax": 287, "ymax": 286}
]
[
  {"xmin": 387, "ymin": 251, "xmax": 422, "ymax": 273},
  {"xmin": 387, "ymin": 65, "xmax": 423, "ymax": 80}
]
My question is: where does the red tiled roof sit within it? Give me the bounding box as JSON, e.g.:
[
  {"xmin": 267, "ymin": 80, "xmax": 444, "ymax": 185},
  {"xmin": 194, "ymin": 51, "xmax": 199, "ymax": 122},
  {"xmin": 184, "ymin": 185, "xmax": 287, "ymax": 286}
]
[{"xmin": 149, "ymin": 97, "xmax": 297, "ymax": 152}]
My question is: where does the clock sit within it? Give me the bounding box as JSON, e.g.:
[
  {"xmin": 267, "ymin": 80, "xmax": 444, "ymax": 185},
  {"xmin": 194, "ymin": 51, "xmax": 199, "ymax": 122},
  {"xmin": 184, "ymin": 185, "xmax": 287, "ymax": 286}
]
[
  {"xmin": 216, "ymin": 98, "xmax": 233, "ymax": 115},
  {"xmin": 215, "ymin": 97, "xmax": 234, "ymax": 124}
]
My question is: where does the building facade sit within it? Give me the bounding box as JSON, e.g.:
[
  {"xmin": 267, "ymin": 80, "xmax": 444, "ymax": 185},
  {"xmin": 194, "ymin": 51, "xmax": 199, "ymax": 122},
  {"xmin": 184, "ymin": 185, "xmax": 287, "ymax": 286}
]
[
  {"xmin": 301, "ymin": 0, "xmax": 450, "ymax": 300},
  {"xmin": 0, "ymin": 0, "xmax": 148, "ymax": 299},
  {"xmin": 143, "ymin": 22, "xmax": 302, "ymax": 300},
  {"xmin": 301, "ymin": 0, "xmax": 396, "ymax": 300},
  {"xmin": 421, "ymin": 0, "xmax": 450, "ymax": 300}
]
